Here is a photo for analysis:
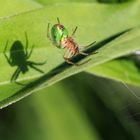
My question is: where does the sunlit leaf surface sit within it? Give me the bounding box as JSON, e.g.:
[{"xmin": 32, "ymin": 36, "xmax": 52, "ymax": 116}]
[{"xmin": 0, "ymin": 1, "xmax": 140, "ymax": 107}]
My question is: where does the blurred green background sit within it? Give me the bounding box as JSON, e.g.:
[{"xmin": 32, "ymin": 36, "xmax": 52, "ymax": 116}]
[
  {"xmin": 0, "ymin": 0, "xmax": 140, "ymax": 140},
  {"xmin": 0, "ymin": 73, "xmax": 140, "ymax": 140}
]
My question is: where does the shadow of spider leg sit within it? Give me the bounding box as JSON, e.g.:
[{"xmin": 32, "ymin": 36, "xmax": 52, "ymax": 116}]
[
  {"xmin": 24, "ymin": 33, "xmax": 47, "ymax": 72},
  {"xmin": 11, "ymin": 68, "xmax": 27, "ymax": 85},
  {"xmin": 27, "ymin": 61, "xmax": 46, "ymax": 73},
  {"xmin": 25, "ymin": 33, "xmax": 35, "ymax": 59},
  {"xmin": 3, "ymin": 41, "xmax": 13, "ymax": 66},
  {"xmin": 11, "ymin": 68, "xmax": 21, "ymax": 82},
  {"xmin": 3, "ymin": 42, "xmax": 21, "ymax": 82}
]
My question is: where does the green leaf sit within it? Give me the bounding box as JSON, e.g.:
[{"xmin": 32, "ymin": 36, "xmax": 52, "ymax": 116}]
[
  {"xmin": 0, "ymin": 0, "xmax": 42, "ymax": 18},
  {"xmin": 98, "ymin": 0, "xmax": 132, "ymax": 3},
  {"xmin": 1, "ymin": 73, "xmax": 139, "ymax": 140},
  {"xmin": 0, "ymin": 75, "xmax": 102, "ymax": 140},
  {"xmin": 33, "ymin": 0, "xmax": 97, "ymax": 5},
  {"xmin": 87, "ymin": 56, "xmax": 140, "ymax": 87},
  {"xmin": 33, "ymin": 0, "xmax": 131, "ymax": 5},
  {"xmin": 0, "ymin": 2, "xmax": 140, "ymax": 108}
]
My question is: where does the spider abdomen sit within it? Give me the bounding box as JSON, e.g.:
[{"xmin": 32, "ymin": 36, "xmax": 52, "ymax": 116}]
[{"xmin": 51, "ymin": 24, "xmax": 68, "ymax": 48}]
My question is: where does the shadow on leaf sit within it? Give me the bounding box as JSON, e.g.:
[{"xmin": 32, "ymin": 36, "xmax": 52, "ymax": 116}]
[
  {"xmin": 3, "ymin": 33, "xmax": 46, "ymax": 85},
  {"xmin": 0, "ymin": 28, "xmax": 132, "ymax": 108}
]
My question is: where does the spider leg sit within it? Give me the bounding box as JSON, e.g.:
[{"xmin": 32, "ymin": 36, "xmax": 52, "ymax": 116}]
[
  {"xmin": 64, "ymin": 57, "xmax": 79, "ymax": 66},
  {"xmin": 3, "ymin": 41, "xmax": 13, "ymax": 65},
  {"xmin": 64, "ymin": 48, "xmax": 91, "ymax": 66},
  {"xmin": 47, "ymin": 23, "xmax": 52, "ymax": 42},
  {"xmin": 79, "ymin": 52, "xmax": 89, "ymax": 56},
  {"xmin": 63, "ymin": 50, "xmax": 79, "ymax": 66},
  {"xmin": 71, "ymin": 26, "xmax": 78, "ymax": 37},
  {"xmin": 79, "ymin": 41, "xmax": 98, "ymax": 56},
  {"xmin": 11, "ymin": 68, "xmax": 20, "ymax": 82},
  {"xmin": 80, "ymin": 41, "xmax": 96, "ymax": 49},
  {"xmin": 79, "ymin": 50, "xmax": 98, "ymax": 57},
  {"xmin": 64, "ymin": 57, "xmax": 91, "ymax": 66},
  {"xmin": 57, "ymin": 17, "xmax": 61, "ymax": 24}
]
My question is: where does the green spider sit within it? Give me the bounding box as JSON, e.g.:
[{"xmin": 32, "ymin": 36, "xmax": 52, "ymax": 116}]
[{"xmin": 47, "ymin": 18, "xmax": 96, "ymax": 66}]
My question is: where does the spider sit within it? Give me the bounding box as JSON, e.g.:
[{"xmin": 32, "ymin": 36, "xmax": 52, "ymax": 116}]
[{"xmin": 47, "ymin": 18, "xmax": 96, "ymax": 66}]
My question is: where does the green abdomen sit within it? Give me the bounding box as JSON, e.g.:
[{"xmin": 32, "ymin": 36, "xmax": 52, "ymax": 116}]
[{"xmin": 51, "ymin": 24, "xmax": 68, "ymax": 48}]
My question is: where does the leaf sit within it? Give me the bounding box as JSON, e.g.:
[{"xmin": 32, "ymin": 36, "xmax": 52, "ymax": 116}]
[
  {"xmin": 33, "ymin": 0, "xmax": 131, "ymax": 5},
  {"xmin": 0, "ymin": 2, "xmax": 140, "ymax": 108},
  {"xmin": 0, "ymin": 77, "xmax": 101, "ymax": 140},
  {"xmin": 0, "ymin": 0, "xmax": 42, "ymax": 18},
  {"xmin": 33, "ymin": 0, "xmax": 97, "ymax": 5},
  {"xmin": 87, "ymin": 55, "xmax": 140, "ymax": 87},
  {"xmin": 97, "ymin": 0, "xmax": 131, "ymax": 3},
  {"xmin": 1, "ymin": 73, "xmax": 139, "ymax": 140}
]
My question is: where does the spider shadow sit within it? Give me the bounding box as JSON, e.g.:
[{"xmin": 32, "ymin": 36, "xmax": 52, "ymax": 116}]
[
  {"xmin": 13, "ymin": 28, "xmax": 132, "ymax": 93},
  {"xmin": 3, "ymin": 33, "xmax": 46, "ymax": 85}
]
